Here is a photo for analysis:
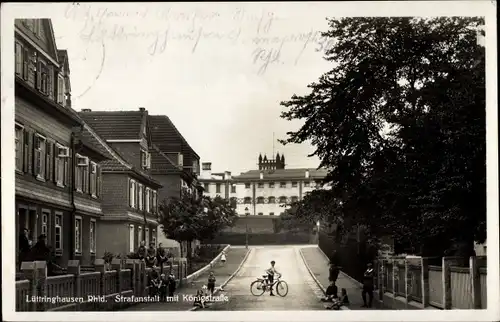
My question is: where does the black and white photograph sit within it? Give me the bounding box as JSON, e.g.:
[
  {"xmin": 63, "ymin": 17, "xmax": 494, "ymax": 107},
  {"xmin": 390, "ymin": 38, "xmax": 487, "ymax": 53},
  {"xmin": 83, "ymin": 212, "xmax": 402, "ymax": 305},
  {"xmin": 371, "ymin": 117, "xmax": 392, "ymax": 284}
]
[{"xmin": 1, "ymin": 1, "xmax": 498, "ymax": 321}]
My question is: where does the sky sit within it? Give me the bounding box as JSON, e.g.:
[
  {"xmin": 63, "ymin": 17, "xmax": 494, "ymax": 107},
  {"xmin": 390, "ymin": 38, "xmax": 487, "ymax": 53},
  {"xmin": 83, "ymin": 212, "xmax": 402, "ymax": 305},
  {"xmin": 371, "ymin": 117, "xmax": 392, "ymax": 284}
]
[{"xmin": 44, "ymin": 2, "xmax": 340, "ymax": 175}]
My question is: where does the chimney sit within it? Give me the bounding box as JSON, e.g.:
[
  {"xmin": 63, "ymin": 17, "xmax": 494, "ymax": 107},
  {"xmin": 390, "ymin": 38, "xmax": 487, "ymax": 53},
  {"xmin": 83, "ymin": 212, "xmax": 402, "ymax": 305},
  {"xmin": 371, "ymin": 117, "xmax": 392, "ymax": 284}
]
[
  {"xmin": 139, "ymin": 107, "xmax": 145, "ymax": 112},
  {"xmin": 81, "ymin": 109, "xmax": 92, "ymax": 112},
  {"xmin": 305, "ymin": 170, "xmax": 310, "ymax": 178}
]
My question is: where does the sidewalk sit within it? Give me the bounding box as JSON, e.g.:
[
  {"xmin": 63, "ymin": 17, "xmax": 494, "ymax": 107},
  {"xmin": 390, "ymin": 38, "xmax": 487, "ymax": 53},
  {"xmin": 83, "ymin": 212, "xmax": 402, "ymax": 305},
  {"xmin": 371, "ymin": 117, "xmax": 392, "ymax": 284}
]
[
  {"xmin": 126, "ymin": 247, "xmax": 249, "ymax": 311},
  {"xmin": 301, "ymin": 246, "xmax": 383, "ymax": 310}
]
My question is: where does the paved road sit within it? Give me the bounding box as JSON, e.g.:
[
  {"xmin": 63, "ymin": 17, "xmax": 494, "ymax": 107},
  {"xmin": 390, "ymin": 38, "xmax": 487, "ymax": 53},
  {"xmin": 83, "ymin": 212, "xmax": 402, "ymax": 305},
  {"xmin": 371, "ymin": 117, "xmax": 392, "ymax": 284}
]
[{"xmin": 206, "ymin": 245, "xmax": 325, "ymax": 310}]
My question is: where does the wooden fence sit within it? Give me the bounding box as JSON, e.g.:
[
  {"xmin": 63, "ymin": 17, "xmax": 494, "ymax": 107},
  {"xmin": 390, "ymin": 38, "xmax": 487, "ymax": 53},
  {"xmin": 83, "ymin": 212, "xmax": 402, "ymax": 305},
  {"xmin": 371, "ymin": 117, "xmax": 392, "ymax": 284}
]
[
  {"xmin": 16, "ymin": 257, "xmax": 188, "ymax": 311},
  {"xmin": 378, "ymin": 256, "xmax": 487, "ymax": 309}
]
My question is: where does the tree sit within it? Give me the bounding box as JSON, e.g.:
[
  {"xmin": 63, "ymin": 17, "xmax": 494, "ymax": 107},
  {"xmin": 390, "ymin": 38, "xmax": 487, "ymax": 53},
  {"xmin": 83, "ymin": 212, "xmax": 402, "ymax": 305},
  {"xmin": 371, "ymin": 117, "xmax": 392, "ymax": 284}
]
[
  {"xmin": 158, "ymin": 193, "xmax": 237, "ymax": 259},
  {"xmin": 279, "ymin": 17, "xmax": 485, "ymax": 257}
]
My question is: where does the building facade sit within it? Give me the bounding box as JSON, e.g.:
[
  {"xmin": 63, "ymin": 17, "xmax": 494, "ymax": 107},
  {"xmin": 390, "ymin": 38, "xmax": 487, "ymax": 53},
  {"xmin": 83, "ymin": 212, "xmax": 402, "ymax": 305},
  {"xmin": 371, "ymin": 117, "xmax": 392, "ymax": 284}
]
[
  {"xmin": 199, "ymin": 153, "xmax": 329, "ymax": 217},
  {"xmin": 78, "ymin": 109, "xmax": 163, "ymax": 257},
  {"xmin": 14, "ymin": 19, "xmax": 108, "ymax": 266}
]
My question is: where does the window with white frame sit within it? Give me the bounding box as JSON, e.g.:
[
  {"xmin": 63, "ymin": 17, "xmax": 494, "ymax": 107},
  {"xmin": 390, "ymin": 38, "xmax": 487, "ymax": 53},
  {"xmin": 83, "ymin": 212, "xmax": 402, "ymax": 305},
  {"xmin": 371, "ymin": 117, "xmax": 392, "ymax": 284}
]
[
  {"xmin": 141, "ymin": 149, "xmax": 150, "ymax": 169},
  {"xmin": 15, "ymin": 123, "xmax": 24, "ymax": 171},
  {"xmin": 75, "ymin": 154, "xmax": 89, "ymax": 192},
  {"xmin": 55, "ymin": 144, "xmax": 68, "ymax": 187},
  {"xmin": 145, "ymin": 188, "xmax": 151, "ymax": 212},
  {"xmin": 34, "ymin": 134, "xmax": 46, "ymax": 179},
  {"xmin": 55, "ymin": 213, "xmax": 63, "ymax": 251},
  {"xmin": 145, "ymin": 228, "xmax": 150, "ymax": 246},
  {"xmin": 57, "ymin": 74, "xmax": 65, "ymax": 106},
  {"xmin": 152, "ymin": 191, "xmax": 157, "ymax": 213},
  {"xmin": 138, "ymin": 226, "xmax": 143, "ymax": 245},
  {"xmin": 15, "ymin": 42, "xmax": 23, "ymax": 75},
  {"xmin": 129, "ymin": 179, "xmax": 136, "ymax": 208},
  {"xmin": 41, "ymin": 210, "xmax": 49, "ymax": 237},
  {"xmin": 75, "ymin": 217, "xmax": 82, "ymax": 253},
  {"xmin": 138, "ymin": 184, "xmax": 144, "ymax": 210},
  {"xmin": 129, "ymin": 224, "xmax": 135, "ymax": 253},
  {"xmin": 90, "ymin": 219, "xmax": 96, "ymax": 254},
  {"xmin": 90, "ymin": 162, "xmax": 97, "ymax": 197}
]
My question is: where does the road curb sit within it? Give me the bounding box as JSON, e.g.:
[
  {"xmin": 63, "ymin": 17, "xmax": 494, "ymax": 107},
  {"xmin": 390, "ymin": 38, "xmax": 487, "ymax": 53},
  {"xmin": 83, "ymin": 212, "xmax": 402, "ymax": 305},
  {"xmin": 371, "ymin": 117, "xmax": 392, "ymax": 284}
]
[
  {"xmin": 317, "ymin": 246, "xmax": 364, "ymax": 288},
  {"xmin": 184, "ymin": 244, "xmax": 231, "ymax": 285},
  {"xmin": 188, "ymin": 248, "xmax": 253, "ymax": 311},
  {"xmin": 299, "ymin": 248, "xmax": 349, "ymax": 310}
]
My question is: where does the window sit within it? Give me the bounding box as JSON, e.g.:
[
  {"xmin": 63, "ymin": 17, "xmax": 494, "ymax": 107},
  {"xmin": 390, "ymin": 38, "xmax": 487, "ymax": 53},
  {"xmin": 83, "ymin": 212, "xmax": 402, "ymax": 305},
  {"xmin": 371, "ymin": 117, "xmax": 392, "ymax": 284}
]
[
  {"xmin": 41, "ymin": 210, "xmax": 49, "ymax": 237},
  {"xmin": 268, "ymin": 196, "xmax": 275, "ymax": 204},
  {"xmin": 15, "ymin": 123, "xmax": 24, "ymax": 171},
  {"xmin": 145, "ymin": 188, "xmax": 150, "ymax": 212},
  {"xmin": 258, "ymin": 212, "xmax": 263, "ymax": 216},
  {"xmin": 75, "ymin": 154, "xmax": 88, "ymax": 192},
  {"xmin": 34, "ymin": 134, "xmax": 46, "ymax": 180},
  {"xmin": 231, "ymin": 185, "xmax": 236, "ymax": 193},
  {"xmin": 178, "ymin": 153, "xmax": 184, "ymax": 167},
  {"xmin": 257, "ymin": 183, "xmax": 264, "ymax": 188},
  {"xmin": 304, "ymin": 181, "xmax": 310, "ymax": 187},
  {"xmin": 257, "ymin": 197, "xmax": 264, "ymax": 204},
  {"xmin": 75, "ymin": 217, "xmax": 82, "ymax": 253},
  {"xmin": 141, "ymin": 149, "xmax": 150, "ymax": 169},
  {"xmin": 152, "ymin": 191, "xmax": 157, "ymax": 213},
  {"xmin": 138, "ymin": 226, "xmax": 143, "ymax": 245},
  {"xmin": 129, "ymin": 179, "xmax": 136, "ymax": 208},
  {"xmin": 192, "ymin": 160, "xmax": 198, "ymax": 175},
  {"xmin": 292, "ymin": 182, "xmax": 297, "ymax": 188},
  {"xmin": 90, "ymin": 162, "xmax": 97, "ymax": 197},
  {"xmin": 129, "ymin": 225, "xmax": 135, "ymax": 253},
  {"xmin": 279, "ymin": 196, "xmax": 287, "ymax": 204},
  {"xmin": 57, "ymin": 74, "xmax": 65, "ymax": 105},
  {"xmin": 216, "ymin": 183, "xmax": 221, "ymax": 193},
  {"xmin": 145, "ymin": 228, "xmax": 150, "ymax": 246},
  {"xmin": 204, "ymin": 183, "xmax": 209, "ymax": 192},
  {"xmin": 90, "ymin": 219, "xmax": 96, "ymax": 254},
  {"xmin": 55, "ymin": 213, "xmax": 63, "ymax": 251},
  {"xmin": 152, "ymin": 229, "xmax": 157, "ymax": 247},
  {"xmin": 291, "ymin": 196, "xmax": 298, "ymax": 203},
  {"xmin": 245, "ymin": 183, "xmax": 251, "ymax": 189},
  {"xmin": 138, "ymin": 184, "xmax": 144, "ymax": 210},
  {"xmin": 280, "ymin": 182, "xmax": 286, "ymax": 188},
  {"xmin": 269, "ymin": 182, "xmax": 275, "ymax": 188},
  {"xmin": 23, "ymin": 48, "xmax": 29, "ymax": 80},
  {"xmin": 38, "ymin": 60, "xmax": 49, "ymax": 95},
  {"xmin": 244, "ymin": 197, "xmax": 252, "ymax": 204},
  {"xmin": 55, "ymin": 144, "xmax": 68, "ymax": 187},
  {"xmin": 15, "ymin": 42, "xmax": 23, "ymax": 75},
  {"xmin": 270, "ymin": 212, "xmax": 275, "ymax": 216}
]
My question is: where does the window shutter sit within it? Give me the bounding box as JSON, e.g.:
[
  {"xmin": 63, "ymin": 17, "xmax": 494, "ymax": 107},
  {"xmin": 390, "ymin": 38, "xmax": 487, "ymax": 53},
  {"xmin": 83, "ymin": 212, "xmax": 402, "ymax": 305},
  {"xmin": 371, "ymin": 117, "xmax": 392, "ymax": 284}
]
[
  {"xmin": 15, "ymin": 43, "xmax": 22, "ymax": 75},
  {"xmin": 47, "ymin": 66, "xmax": 54, "ymax": 100},
  {"xmin": 97, "ymin": 167, "xmax": 102, "ymax": 197},
  {"xmin": 64, "ymin": 157, "xmax": 69, "ymax": 186},
  {"xmin": 129, "ymin": 179, "xmax": 133, "ymax": 207},
  {"xmin": 36, "ymin": 61, "xmax": 42, "ymax": 90},
  {"xmin": 23, "ymin": 48, "xmax": 29, "ymax": 80},
  {"xmin": 31, "ymin": 133, "xmax": 37, "ymax": 176},
  {"xmin": 135, "ymin": 183, "xmax": 139, "ymax": 208},
  {"xmin": 52, "ymin": 143, "xmax": 57, "ymax": 183},
  {"xmin": 23, "ymin": 130, "xmax": 29, "ymax": 173},
  {"xmin": 45, "ymin": 142, "xmax": 52, "ymax": 180}
]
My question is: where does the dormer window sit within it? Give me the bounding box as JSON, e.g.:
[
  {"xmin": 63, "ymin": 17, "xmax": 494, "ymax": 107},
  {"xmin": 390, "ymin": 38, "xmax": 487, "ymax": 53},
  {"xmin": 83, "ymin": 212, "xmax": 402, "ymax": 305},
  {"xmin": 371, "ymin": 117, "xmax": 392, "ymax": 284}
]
[
  {"xmin": 178, "ymin": 153, "xmax": 184, "ymax": 167},
  {"xmin": 141, "ymin": 149, "xmax": 151, "ymax": 169}
]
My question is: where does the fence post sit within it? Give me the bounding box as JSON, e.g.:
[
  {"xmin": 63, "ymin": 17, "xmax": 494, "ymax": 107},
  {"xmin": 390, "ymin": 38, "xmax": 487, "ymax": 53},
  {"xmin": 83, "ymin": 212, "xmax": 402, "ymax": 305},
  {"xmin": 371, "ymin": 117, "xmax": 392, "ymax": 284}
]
[
  {"xmin": 404, "ymin": 259, "xmax": 411, "ymax": 305},
  {"xmin": 34, "ymin": 261, "xmax": 48, "ymax": 311},
  {"xmin": 142, "ymin": 265, "xmax": 149, "ymax": 297},
  {"xmin": 111, "ymin": 259, "xmax": 122, "ymax": 310},
  {"xmin": 134, "ymin": 260, "xmax": 141, "ymax": 297},
  {"xmin": 67, "ymin": 260, "xmax": 81, "ymax": 310},
  {"xmin": 378, "ymin": 259, "xmax": 385, "ymax": 302},
  {"xmin": 391, "ymin": 259, "xmax": 397, "ymax": 297},
  {"xmin": 125, "ymin": 259, "xmax": 136, "ymax": 295},
  {"xmin": 442, "ymin": 257, "xmax": 452, "ymax": 309},
  {"xmin": 470, "ymin": 256, "xmax": 481, "ymax": 309},
  {"xmin": 421, "ymin": 257, "xmax": 429, "ymax": 307},
  {"xmin": 95, "ymin": 259, "xmax": 106, "ymax": 309},
  {"xmin": 21, "ymin": 261, "xmax": 37, "ymax": 311}
]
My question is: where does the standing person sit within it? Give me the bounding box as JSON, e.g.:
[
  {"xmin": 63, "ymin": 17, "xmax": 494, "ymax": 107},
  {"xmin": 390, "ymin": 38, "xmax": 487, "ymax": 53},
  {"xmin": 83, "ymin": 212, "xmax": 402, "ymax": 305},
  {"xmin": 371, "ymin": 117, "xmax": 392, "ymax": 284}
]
[
  {"xmin": 220, "ymin": 251, "xmax": 227, "ymax": 265},
  {"xmin": 146, "ymin": 243, "xmax": 157, "ymax": 268},
  {"xmin": 329, "ymin": 262, "xmax": 340, "ymax": 283},
  {"xmin": 157, "ymin": 243, "xmax": 167, "ymax": 274},
  {"xmin": 137, "ymin": 241, "xmax": 147, "ymax": 261},
  {"xmin": 159, "ymin": 274, "xmax": 168, "ymax": 302},
  {"xmin": 167, "ymin": 272, "xmax": 177, "ymax": 297},
  {"xmin": 361, "ymin": 262, "xmax": 374, "ymax": 308},
  {"xmin": 265, "ymin": 260, "xmax": 281, "ymax": 296},
  {"xmin": 18, "ymin": 228, "xmax": 31, "ymax": 267},
  {"xmin": 207, "ymin": 271, "xmax": 216, "ymax": 296}
]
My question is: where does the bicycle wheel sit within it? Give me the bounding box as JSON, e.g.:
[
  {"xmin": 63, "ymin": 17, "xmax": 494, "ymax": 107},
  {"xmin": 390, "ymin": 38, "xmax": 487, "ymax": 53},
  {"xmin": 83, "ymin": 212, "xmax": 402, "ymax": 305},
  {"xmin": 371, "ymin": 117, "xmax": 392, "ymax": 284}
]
[
  {"xmin": 250, "ymin": 280, "xmax": 266, "ymax": 296},
  {"xmin": 276, "ymin": 281, "xmax": 289, "ymax": 297}
]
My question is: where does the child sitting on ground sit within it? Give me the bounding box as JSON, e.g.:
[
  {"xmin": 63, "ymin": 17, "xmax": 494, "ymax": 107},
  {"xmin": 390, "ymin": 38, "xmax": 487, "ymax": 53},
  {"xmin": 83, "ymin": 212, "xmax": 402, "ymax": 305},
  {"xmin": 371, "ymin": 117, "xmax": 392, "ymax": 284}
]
[
  {"xmin": 193, "ymin": 289, "xmax": 206, "ymax": 308},
  {"xmin": 321, "ymin": 281, "xmax": 338, "ymax": 302},
  {"xmin": 328, "ymin": 288, "xmax": 350, "ymax": 310}
]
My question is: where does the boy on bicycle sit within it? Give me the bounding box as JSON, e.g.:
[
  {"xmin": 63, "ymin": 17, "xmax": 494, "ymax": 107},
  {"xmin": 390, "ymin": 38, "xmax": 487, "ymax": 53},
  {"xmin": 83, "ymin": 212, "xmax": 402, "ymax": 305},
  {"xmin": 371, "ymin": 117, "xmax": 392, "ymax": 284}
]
[{"xmin": 265, "ymin": 260, "xmax": 281, "ymax": 296}]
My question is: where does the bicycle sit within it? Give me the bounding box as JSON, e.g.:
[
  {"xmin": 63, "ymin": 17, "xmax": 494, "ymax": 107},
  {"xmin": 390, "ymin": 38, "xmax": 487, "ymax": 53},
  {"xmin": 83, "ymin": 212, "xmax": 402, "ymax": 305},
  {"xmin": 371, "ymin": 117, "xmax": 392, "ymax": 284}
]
[{"xmin": 250, "ymin": 274, "xmax": 289, "ymax": 297}]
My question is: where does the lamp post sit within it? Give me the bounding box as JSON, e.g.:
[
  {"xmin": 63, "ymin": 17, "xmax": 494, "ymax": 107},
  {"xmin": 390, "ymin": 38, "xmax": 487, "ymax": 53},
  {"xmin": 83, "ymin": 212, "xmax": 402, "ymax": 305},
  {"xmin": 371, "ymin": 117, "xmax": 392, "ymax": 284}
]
[{"xmin": 245, "ymin": 207, "xmax": 250, "ymax": 249}]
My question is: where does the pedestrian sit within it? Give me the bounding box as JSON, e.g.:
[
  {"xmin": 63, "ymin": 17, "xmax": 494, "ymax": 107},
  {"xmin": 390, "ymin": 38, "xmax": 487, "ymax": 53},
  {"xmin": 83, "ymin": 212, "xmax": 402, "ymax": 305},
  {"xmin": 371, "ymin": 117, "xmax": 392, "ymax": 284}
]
[
  {"xmin": 339, "ymin": 288, "xmax": 350, "ymax": 306},
  {"xmin": 157, "ymin": 243, "xmax": 167, "ymax": 274},
  {"xmin": 329, "ymin": 262, "xmax": 340, "ymax": 283},
  {"xmin": 159, "ymin": 273, "xmax": 168, "ymax": 302},
  {"xmin": 149, "ymin": 266, "xmax": 160, "ymax": 296},
  {"xmin": 361, "ymin": 262, "xmax": 374, "ymax": 308},
  {"xmin": 18, "ymin": 228, "xmax": 31, "ymax": 268},
  {"xmin": 207, "ymin": 271, "xmax": 216, "ymax": 296},
  {"xmin": 220, "ymin": 251, "xmax": 227, "ymax": 265},
  {"xmin": 137, "ymin": 241, "xmax": 147, "ymax": 261},
  {"xmin": 167, "ymin": 272, "xmax": 176, "ymax": 297},
  {"xmin": 146, "ymin": 243, "xmax": 157, "ymax": 268}
]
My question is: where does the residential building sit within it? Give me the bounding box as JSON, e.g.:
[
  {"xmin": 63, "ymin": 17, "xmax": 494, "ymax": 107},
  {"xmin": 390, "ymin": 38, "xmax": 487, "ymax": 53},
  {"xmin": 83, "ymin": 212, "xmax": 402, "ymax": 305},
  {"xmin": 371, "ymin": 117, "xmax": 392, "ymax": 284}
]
[
  {"xmin": 78, "ymin": 109, "xmax": 163, "ymax": 256},
  {"xmin": 14, "ymin": 19, "xmax": 108, "ymax": 266}
]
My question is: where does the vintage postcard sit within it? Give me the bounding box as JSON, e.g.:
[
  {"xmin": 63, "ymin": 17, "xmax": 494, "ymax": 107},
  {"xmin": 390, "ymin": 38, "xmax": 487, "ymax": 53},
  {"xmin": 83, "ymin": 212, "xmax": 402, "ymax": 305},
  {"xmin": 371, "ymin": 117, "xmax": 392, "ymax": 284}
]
[{"xmin": 1, "ymin": 1, "xmax": 498, "ymax": 321}]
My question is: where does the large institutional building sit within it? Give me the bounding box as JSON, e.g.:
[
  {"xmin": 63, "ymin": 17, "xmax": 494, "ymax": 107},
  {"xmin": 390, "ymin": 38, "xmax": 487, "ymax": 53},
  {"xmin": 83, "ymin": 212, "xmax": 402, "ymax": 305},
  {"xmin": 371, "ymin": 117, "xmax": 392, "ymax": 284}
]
[{"xmin": 199, "ymin": 153, "xmax": 328, "ymax": 217}]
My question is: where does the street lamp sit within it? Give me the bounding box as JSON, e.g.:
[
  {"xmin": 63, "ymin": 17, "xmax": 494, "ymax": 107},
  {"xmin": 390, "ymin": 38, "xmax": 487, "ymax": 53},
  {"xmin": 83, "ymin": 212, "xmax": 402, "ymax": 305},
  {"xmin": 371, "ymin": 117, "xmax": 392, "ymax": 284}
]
[{"xmin": 244, "ymin": 207, "xmax": 250, "ymax": 249}]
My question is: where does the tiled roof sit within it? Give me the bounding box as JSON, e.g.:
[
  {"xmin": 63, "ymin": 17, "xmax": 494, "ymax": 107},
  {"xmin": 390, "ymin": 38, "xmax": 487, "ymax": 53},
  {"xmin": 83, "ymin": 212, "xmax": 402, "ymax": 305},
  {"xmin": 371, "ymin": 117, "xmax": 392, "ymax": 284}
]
[
  {"xmin": 233, "ymin": 168, "xmax": 328, "ymax": 180},
  {"xmin": 150, "ymin": 144, "xmax": 178, "ymax": 172},
  {"xmin": 148, "ymin": 115, "xmax": 200, "ymax": 159},
  {"xmin": 79, "ymin": 111, "xmax": 143, "ymax": 140}
]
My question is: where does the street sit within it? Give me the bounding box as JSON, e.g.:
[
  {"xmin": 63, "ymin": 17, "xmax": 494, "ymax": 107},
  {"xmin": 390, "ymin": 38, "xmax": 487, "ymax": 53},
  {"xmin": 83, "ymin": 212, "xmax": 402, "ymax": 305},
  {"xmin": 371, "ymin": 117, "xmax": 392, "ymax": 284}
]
[{"xmin": 205, "ymin": 245, "xmax": 326, "ymax": 310}]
